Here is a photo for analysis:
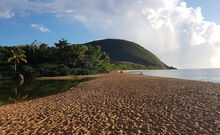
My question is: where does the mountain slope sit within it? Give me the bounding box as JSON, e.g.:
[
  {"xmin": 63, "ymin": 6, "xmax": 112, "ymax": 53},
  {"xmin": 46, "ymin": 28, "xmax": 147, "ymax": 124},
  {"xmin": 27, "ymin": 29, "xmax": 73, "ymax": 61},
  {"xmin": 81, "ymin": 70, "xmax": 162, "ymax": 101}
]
[{"xmin": 85, "ymin": 39, "xmax": 173, "ymax": 69}]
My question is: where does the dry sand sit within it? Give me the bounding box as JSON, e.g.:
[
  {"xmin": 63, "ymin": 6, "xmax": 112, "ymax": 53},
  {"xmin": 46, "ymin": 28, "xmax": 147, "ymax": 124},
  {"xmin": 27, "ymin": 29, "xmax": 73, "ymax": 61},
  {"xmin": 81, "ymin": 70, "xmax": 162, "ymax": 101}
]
[{"xmin": 0, "ymin": 72, "xmax": 220, "ymax": 134}]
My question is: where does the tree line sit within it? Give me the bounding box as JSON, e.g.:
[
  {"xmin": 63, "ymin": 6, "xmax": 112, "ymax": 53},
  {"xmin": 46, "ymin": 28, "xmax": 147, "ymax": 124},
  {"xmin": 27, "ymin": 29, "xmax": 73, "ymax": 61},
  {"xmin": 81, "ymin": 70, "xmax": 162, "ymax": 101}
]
[{"xmin": 0, "ymin": 39, "xmax": 112, "ymax": 79}]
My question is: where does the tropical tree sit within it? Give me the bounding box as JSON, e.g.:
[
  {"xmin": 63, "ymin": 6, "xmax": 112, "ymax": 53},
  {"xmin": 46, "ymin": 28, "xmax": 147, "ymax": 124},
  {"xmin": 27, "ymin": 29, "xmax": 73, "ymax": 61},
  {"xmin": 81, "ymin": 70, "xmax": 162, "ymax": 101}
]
[
  {"xmin": 54, "ymin": 38, "xmax": 70, "ymax": 64},
  {"xmin": 8, "ymin": 47, "xmax": 27, "ymax": 73},
  {"xmin": 69, "ymin": 45, "xmax": 88, "ymax": 66},
  {"xmin": 9, "ymin": 87, "xmax": 28, "ymax": 103}
]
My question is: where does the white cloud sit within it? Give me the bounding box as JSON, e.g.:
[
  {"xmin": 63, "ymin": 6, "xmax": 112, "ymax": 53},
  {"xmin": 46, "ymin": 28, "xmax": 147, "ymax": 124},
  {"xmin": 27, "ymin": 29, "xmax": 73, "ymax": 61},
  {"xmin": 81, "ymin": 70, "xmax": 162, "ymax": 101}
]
[
  {"xmin": 1, "ymin": 0, "xmax": 220, "ymax": 68},
  {"xmin": 0, "ymin": 9, "xmax": 15, "ymax": 19},
  {"xmin": 31, "ymin": 24, "xmax": 50, "ymax": 32}
]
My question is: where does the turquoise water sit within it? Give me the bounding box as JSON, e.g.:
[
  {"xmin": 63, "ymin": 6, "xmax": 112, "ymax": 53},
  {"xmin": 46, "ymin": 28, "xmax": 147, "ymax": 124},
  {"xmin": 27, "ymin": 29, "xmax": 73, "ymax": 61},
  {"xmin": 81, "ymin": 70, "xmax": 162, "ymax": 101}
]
[{"xmin": 129, "ymin": 69, "xmax": 220, "ymax": 84}]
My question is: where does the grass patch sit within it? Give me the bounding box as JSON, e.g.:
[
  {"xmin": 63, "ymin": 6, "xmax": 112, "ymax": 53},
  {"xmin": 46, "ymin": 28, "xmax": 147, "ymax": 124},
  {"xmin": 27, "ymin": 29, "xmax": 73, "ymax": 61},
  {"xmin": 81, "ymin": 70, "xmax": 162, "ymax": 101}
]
[
  {"xmin": 36, "ymin": 75, "xmax": 80, "ymax": 80},
  {"xmin": 0, "ymin": 100, "xmax": 5, "ymax": 106}
]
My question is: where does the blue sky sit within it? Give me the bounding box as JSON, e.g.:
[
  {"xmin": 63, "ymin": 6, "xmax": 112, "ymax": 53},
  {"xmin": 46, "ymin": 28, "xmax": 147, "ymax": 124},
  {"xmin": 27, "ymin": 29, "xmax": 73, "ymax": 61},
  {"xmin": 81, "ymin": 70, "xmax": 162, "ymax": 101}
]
[
  {"xmin": 0, "ymin": 0, "xmax": 220, "ymax": 68},
  {"xmin": 185, "ymin": 0, "xmax": 220, "ymax": 24},
  {"xmin": 0, "ymin": 12, "xmax": 97, "ymax": 45},
  {"xmin": 1, "ymin": 0, "xmax": 219, "ymax": 46}
]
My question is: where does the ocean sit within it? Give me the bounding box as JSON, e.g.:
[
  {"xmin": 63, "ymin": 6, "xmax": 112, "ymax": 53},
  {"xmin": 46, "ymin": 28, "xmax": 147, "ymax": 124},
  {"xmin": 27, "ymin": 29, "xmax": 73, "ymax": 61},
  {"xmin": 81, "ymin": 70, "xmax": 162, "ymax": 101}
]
[{"xmin": 129, "ymin": 68, "xmax": 220, "ymax": 84}]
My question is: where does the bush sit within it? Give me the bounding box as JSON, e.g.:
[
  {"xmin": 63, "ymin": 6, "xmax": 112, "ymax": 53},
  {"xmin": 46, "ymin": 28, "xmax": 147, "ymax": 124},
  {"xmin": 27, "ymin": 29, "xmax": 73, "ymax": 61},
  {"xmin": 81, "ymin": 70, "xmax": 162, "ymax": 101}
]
[
  {"xmin": 57, "ymin": 64, "xmax": 71, "ymax": 76},
  {"xmin": 112, "ymin": 62, "xmax": 148, "ymax": 70},
  {"xmin": 71, "ymin": 68, "xmax": 99, "ymax": 75},
  {"xmin": 21, "ymin": 66, "xmax": 40, "ymax": 79},
  {"xmin": 0, "ymin": 100, "xmax": 5, "ymax": 106},
  {"xmin": 37, "ymin": 64, "xmax": 71, "ymax": 77}
]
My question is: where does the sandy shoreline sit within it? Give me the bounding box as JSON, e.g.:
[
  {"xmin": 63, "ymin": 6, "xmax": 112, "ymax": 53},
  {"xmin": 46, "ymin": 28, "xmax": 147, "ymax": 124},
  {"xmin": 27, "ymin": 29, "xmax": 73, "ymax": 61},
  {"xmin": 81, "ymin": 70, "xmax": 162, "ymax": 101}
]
[{"xmin": 0, "ymin": 72, "xmax": 220, "ymax": 134}]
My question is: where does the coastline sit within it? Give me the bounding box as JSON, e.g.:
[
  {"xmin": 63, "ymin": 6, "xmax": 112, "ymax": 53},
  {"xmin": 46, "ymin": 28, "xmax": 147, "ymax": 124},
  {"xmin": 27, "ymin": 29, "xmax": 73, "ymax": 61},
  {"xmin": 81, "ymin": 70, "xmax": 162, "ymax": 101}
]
[
  {"xmin": 115, "ymin": 69, "xmax": 149, "ymax": 73},
  {"xmin": 0, "ymin": 72, "xmax": 220, "ymax": 134},
  {"xmin": 118, "ymin": 69, "xmax": 176, "ymax": 73}
]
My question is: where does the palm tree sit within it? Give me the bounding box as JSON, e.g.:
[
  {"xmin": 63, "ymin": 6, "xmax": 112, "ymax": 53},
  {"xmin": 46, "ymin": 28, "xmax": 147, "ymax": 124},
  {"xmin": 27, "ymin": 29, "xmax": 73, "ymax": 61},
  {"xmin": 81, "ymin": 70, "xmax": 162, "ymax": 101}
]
[
  {"xmin": 8, "ymin": 47, "xmax": 27, "ymax": 73},
  {"xmin": 71, "ymin": 45, "xmax": 88, "ymax": 66},
  {"xmin": 55, "ymin": 38, "xmax": 69, "ymax": 64},
  {"xmin": 9, "ymin": 87, "xmax": 28, "ymax": 103}
]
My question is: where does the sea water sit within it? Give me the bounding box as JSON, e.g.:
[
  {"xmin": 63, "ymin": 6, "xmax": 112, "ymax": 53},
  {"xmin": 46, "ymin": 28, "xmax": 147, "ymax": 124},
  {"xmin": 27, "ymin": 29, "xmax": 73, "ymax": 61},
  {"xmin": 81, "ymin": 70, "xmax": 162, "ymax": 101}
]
[{"xmin": 129, "ymin": 68, "xmax": 220, "ymax": 84}]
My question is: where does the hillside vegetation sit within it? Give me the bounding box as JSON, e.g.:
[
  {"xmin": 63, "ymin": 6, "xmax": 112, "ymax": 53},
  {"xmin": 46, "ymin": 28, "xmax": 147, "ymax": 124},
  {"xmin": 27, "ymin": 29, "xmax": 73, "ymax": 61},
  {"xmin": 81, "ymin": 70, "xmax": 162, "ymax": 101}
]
[
  {"xmin": 86, "ymin": 39, "xmax": 174, "ymax": 69},
  {"xmin": 0, "ymin": 39, "xmax": 112, "ymax": 79},
  {"xmin": 0, "ymin": 38, "xmax": 175, "ymax": 79}
]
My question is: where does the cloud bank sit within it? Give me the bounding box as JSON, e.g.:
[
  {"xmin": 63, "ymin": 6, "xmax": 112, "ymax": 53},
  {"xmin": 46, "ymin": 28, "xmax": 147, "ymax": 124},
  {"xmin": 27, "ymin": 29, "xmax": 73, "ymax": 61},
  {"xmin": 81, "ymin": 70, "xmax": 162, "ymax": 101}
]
[
  {"xmin": 31, "ymin": 24, "xmax": 50, "ymax": 32},
  {"xmin": 1, "ymin": 0, "xmax": 220, "ymax": 68}
]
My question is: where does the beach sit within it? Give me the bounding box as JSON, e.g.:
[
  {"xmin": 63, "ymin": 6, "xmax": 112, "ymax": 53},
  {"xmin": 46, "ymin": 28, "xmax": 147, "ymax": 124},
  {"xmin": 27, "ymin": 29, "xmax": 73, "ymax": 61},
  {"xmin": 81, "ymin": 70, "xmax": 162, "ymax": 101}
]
[{"xmin": 0, "ymin": 72, "xmax": 220, "ymax": 134}]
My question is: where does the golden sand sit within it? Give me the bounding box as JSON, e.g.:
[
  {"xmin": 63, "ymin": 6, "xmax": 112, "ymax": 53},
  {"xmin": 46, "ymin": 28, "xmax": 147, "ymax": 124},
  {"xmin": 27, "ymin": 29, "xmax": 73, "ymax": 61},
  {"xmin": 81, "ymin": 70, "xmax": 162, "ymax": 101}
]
[{"xmin": 0, "ymin": 72, "xmax": 220, "ymax": 134}]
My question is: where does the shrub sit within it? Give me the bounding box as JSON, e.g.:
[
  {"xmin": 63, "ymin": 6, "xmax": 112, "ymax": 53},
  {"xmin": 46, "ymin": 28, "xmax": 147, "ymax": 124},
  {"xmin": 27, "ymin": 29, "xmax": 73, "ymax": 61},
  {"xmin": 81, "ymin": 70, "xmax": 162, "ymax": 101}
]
[
  {"xmin": 71, "ymin": 68, "xmax": 99, "ymax": 75},
  {"xmin": 0, "ymin": 100, "xmax": 5, "ymax": 106},
  {"xmin": 57, "ymin": 64, "xmax": 71, "ymax": 76},
  {"xmin": 21, "ymin": 66, "xmax": 39, "ymax": 79},
  {"xmin": 37, "ymin": 64, "xmax": 71, "ymax": 76}
]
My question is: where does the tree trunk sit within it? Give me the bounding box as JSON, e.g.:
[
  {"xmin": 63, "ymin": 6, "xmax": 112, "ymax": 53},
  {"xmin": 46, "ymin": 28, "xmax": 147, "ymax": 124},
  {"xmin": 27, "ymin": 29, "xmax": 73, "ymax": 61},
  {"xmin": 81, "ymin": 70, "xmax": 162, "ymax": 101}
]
[
  {"xmin": 14, "ymin": 62, "xmax": 17, "ymax": 73},
  {"xmin": 19, "ymin": 74, "xmax": 24, "ymax": 85},
  {"xmin": 14, "ymin": 87, "xmax": 17, "ymax": 99},
  {"xmin": 73, "ymin": 58, "xmax": 77, "ymax": 66}
]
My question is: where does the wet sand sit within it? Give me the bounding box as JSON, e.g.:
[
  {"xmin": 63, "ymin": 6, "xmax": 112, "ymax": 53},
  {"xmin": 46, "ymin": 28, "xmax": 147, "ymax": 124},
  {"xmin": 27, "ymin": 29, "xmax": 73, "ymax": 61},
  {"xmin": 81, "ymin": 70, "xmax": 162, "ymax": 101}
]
[{"xmin": 0, "ymin": 72, "xmax": 220, "ymax": 134}]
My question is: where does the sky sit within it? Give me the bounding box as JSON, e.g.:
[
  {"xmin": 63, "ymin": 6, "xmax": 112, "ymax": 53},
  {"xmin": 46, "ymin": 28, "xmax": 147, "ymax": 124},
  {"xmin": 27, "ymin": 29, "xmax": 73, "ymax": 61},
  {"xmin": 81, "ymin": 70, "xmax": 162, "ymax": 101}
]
[{"xmin": 0, "ymin": 0, "xmax": 220, "ymax": 69}]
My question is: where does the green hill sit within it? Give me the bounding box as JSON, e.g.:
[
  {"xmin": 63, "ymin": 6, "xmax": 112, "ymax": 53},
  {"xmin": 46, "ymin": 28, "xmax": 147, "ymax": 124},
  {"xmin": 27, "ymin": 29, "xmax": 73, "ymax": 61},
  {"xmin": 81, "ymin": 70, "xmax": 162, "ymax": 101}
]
[{"xmin": 86, "ymin": 39, "xmax": 175, "ymax": 69}]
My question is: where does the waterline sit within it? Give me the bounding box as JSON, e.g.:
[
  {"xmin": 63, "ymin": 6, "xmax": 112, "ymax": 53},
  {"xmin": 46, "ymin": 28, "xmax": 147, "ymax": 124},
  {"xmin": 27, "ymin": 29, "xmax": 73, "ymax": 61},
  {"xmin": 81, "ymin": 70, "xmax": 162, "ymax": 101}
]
[{"xmin": 129, "ymin": 68, "xmax": 220, "ymax": 84}]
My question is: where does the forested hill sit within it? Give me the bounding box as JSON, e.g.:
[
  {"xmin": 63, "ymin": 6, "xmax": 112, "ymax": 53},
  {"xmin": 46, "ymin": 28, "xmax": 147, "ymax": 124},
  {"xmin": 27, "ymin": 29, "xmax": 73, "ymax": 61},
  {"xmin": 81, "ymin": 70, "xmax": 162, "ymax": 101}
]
[
  {"xmin": 0, "ymin": 38, "xmax": 176, "ymax": 79},
  {"xmin": 86, "ymin": 39, "xmax": 175, "ymax": 69}
]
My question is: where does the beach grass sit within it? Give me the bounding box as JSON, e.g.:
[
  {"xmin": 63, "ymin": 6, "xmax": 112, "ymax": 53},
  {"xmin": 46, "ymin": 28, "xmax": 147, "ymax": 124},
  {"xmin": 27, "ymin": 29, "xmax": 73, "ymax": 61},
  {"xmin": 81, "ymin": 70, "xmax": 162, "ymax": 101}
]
[
  {"xmin": 0, "ymin": 100, "xmax": 4, "ymax": 106},
  {"xmin": 36, "ymin": 75, "xmax": 80, "ymax": 80}
]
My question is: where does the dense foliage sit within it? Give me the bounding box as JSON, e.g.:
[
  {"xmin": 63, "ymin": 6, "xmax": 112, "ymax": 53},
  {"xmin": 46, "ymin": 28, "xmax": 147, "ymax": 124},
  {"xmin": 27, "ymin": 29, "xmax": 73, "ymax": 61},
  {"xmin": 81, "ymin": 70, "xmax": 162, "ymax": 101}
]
[
  {"xmin": 0, "ymin": 39, "xmax": 112, "ymax": 79},
  {"xmin": 0, "ymin": 38, "xmax": 176, "ymax": 79},
  {"xmin": 112, "ymin": 62, "xmax": 157, "ymax": 70},
  {"xmin": 86, "ymin": 39, "xmax": 175, "ymax": 69}
]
